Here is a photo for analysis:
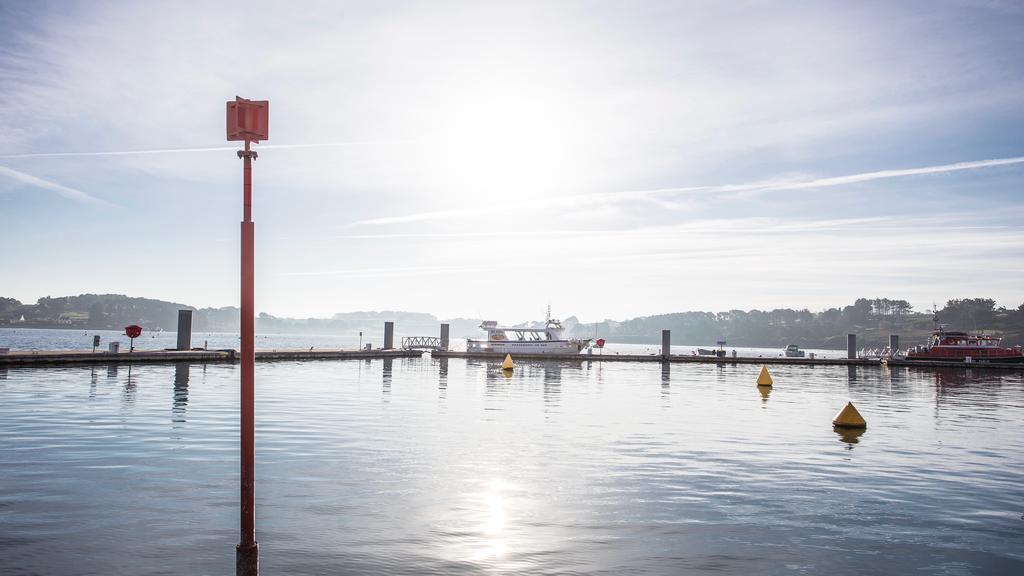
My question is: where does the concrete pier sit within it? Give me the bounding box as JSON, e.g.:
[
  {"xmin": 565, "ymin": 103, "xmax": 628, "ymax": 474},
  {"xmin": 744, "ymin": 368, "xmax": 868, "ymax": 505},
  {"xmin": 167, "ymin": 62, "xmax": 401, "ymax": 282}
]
[
  {"xmin": 384, "ymin": 322, "xmax": 395, "ymax": 350},
  {"xmin": 847, "ymin": 334, "xmax": 857, "ymax": 359},
  {"xmin": 429, "ymin": 349, "xmax": 1024, "ymax": 370},
  {"xmin": 662, "ymin": 330, "xmax": 671, "ymax": 359},
  {"xmin": 3, "ymin": 346, "xmax": 1019, "ymax": 370},
  {"xmin": 0, "ymin": 348, "xmax": 421, "ymax": 367},
  {"xmin": 176, "ymin": 310, "xmax": 193, "ymax": 351}
]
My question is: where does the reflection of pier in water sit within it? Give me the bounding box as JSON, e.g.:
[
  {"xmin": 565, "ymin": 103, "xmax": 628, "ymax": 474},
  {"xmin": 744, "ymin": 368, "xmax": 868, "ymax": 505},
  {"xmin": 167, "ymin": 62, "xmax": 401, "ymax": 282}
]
[
  {"xmin": 846, "ymin": 364, "xmax": 917, "ymax": 397},
  {"xmin": 472, "ymin": 359, "xmax": 583, "ymax": 404},
  {"xmin": 437, "ymin": 357, "xmax": 448, "ymax": 390},
  {"xmin": 173, "ymin": 363, "xmax": 190, "ymax": 423},
  {"xmin": 661, "ymin": 361, "xmax": 671, "ymax": 401},
  {"xmin": 121, "ymin": 365, "xmax": 137, "ymax": 406},
  {"xmin": 842, "ymin": 362, "xmax": 1023, "ymax": 411},
  {"xmin": 927, "ymin": 367, "xmax": 1020, "ymax": 410},
  {"xmin": 475, "ymin": 360, "xmax": 583, "ymax": 380},
  {"xmin": 382, "ymin": 358, "xmax": 393, "ymax": 394}
]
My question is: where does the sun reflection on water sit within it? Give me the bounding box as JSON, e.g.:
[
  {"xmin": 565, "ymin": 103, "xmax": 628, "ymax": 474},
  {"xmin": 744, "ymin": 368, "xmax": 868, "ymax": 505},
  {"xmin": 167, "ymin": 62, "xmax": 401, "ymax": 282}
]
[{"xmin": 470, "ymin": 478, "xmax": 510, "ymax": 562}]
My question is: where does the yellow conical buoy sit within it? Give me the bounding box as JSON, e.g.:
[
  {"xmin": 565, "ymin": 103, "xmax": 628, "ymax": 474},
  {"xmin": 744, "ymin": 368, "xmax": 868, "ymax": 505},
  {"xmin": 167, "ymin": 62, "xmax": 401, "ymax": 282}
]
[
  {"xmin": 501, "ymin": 353, "xmax": 514, "ymax": 371},
  {"xmin": 832, "ymin": 402, "xmax": 867, "ymax": 428},
  {"xmin": 756, "ymin": 365, "xmax": 773, "ymax": 387}
]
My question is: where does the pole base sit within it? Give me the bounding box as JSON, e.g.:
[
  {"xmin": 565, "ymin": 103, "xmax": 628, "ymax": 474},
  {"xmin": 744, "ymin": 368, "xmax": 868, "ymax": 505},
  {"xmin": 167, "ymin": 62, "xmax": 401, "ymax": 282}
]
[{"xmin": 236, "ymin": 542, "xmax": 259, "ymax": 576}]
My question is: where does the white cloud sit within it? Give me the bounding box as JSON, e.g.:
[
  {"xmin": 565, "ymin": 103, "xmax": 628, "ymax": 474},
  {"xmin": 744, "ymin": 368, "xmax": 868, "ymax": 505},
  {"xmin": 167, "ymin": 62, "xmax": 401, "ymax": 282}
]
[
  {"xmin": 275, "ymin": 207, "xmax": 1024, "ymax": 319},
  {"xmin": 349, "ymin": 155, "xmax": 1024, "ymax": 226}
]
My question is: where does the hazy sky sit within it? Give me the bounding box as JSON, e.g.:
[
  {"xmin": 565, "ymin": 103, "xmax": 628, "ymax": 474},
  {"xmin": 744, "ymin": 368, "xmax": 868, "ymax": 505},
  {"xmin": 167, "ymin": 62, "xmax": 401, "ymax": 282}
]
[{"xmin": 1, "ymin": 0, "xmax": 1023, "ymax": 323}]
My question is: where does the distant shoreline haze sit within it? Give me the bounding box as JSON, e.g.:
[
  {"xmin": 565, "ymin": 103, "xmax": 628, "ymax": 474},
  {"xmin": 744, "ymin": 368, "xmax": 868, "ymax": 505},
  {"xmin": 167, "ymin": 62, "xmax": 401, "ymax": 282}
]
[{"xmin": 2, "ymin": 294, "xmax": 1022, "ymax": 349}]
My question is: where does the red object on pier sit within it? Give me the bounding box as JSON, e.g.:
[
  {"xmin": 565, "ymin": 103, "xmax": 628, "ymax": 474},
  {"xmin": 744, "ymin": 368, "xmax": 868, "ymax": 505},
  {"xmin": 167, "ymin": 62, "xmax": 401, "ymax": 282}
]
[
  {"xmin": 227, "ymin": 97, "xmax": 269, "ymax": 143},
  {"xmin": 124, "ymin": 325, "xmax": 142, "ymax": 353},
  {"xmin": 906, "ymin": 326, "xmax": 1024, "ymax": 363},
  {"xmin": 596, "ymin": 338, "xmax": 606, "ymax": 348}
]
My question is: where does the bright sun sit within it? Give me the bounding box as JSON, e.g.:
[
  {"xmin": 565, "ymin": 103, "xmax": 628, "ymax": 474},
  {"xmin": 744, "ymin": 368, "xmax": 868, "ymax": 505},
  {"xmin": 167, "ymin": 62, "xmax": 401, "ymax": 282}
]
[{"xmin": 435, "ymin": 82, "xmax": 576, "ymax": 206}]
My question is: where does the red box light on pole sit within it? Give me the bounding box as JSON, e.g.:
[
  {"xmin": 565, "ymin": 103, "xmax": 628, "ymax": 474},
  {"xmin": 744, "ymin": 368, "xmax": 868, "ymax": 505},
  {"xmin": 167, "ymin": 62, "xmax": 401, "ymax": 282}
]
[{"xmin": 227, "ymin": 97, "xmax": 269, "ymax": 143}]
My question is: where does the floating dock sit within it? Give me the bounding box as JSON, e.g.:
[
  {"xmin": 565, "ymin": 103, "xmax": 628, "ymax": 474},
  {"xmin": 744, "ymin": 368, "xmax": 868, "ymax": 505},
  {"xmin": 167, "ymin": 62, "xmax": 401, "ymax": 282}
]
[
  {"xmin": 0, "ymin": 348, "xmax": 421, "ymax": 367},
  {"xmin": 3, "ymin": 347, "xmax": 1020, "ymax": 371},
  {"xmin": 430, "ymin": 350, "xmax": 1024, "ymax": 370}
]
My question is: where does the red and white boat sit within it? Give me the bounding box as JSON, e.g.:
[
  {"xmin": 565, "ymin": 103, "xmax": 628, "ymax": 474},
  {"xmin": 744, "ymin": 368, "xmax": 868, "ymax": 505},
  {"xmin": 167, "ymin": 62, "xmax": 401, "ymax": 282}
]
[{"xmin": 906, "ymin": 326, "xmax": 1024, "ymax": 363}]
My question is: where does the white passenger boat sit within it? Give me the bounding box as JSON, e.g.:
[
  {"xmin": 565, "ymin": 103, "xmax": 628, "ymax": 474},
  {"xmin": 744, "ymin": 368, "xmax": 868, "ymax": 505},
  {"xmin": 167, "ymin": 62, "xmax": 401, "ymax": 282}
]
[{"xmin": 467, "ymin": 313, "xmax": 590, "ymax": 354}]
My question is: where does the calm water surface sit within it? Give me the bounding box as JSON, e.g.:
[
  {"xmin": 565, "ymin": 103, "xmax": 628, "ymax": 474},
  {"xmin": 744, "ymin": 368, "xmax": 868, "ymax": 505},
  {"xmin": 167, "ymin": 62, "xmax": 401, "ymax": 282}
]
[{"xmin": 1, "ymin": 359, "xmax": 1022, "ymax": 575}]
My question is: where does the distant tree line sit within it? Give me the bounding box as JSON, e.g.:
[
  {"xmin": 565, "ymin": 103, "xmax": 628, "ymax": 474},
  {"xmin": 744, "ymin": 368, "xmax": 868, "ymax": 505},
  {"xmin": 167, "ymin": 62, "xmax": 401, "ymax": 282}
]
[
  {"xmin": 0, "ymin": 294, "xmax": 479, "ymax": 337},
  {"xmin": 1, "ymin": 294, "xmax": 190, "ymax": 331},
  {"xmin": 564, "ymin": 297, "xmax": 1024, "ymax": 349},
  {"xmin": 2, "ymin": 294, "xmax": 1022, "ymax": 349}
]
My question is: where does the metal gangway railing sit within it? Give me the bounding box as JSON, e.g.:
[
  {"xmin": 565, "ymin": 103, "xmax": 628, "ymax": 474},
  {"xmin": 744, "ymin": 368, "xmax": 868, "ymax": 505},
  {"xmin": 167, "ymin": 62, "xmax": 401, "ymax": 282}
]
[{"xmin": 401, "ymin": 336, "xmax": 444, "ymax": 350}]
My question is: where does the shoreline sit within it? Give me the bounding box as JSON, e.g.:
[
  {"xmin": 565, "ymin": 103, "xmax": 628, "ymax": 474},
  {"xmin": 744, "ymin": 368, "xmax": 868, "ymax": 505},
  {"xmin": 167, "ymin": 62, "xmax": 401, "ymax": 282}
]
[{"xmin": 2, "ymin": 347, "xmax": 1021, "ymax": 370}]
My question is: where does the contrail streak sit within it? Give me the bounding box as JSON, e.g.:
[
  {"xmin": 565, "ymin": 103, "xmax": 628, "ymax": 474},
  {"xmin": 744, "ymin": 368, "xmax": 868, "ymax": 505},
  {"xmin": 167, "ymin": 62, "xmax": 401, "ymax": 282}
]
[
  {"xmin": 0, "ymin": 165, "xmax": 115, "ymax": 207},
  {"xmin": 747, "ymin": 156, "xmax": 1024, "ymax": 192},
  {"xmin": 279, "ymin": 263, "xmax": 500, "ymax": 278},
  {"xmin": 0, "ymin": 146, "xmax": 236, "ymax": 159},
  {"xmin": 0, "ymin": 138, "xmax": 435, "ymax": 159},
  {"xmin": 350, "ymin": 155, "xmax": 1024, "ymax": 226}
]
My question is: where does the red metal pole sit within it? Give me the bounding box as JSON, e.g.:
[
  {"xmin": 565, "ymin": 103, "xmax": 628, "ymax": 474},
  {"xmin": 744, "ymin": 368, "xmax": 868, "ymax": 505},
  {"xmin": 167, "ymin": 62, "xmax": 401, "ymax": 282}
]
[{"xmin": 237, "ymin": 138, "xmax": 258, "ymax": 576}]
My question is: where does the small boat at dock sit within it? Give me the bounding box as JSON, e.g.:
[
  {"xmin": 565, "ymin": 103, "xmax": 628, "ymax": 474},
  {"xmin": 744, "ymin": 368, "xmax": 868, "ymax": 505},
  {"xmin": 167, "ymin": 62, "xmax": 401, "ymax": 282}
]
[
  {"xmin": 697, "ymin": 341, "xmax": 727, "ymax": 357},
  {"xmin": 466, "ymin": 311, "xmax": 590, "ymax": 355},
  {"xmin": 784, "ymin": 344, "xmax": 805, "ymax": 358}
]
